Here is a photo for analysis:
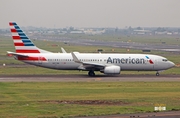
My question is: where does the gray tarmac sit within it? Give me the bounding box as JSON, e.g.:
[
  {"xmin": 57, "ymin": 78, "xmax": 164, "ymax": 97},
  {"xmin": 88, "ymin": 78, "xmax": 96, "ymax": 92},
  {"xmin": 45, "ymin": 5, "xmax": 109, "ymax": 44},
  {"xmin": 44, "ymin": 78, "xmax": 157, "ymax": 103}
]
[{"xmin": 0, "ymin": 74, "xmax": 180, "ymax": 82}]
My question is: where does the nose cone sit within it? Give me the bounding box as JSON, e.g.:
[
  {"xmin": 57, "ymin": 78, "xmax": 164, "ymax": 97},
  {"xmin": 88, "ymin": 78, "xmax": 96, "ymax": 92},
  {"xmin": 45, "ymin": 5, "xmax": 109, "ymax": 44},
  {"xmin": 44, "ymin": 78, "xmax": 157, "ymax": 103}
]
[{"xmin": 168, "ymin": 61, "xmax": 175, "ymax": 68}]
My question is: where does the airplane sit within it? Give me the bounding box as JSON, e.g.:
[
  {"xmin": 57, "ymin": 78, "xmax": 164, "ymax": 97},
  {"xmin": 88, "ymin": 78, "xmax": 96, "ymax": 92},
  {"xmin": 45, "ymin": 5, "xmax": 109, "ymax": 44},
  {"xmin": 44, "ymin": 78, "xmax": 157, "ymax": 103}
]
[{"xmin": 7, "ymin": 22, "xmax": 175, "ymax": 76}]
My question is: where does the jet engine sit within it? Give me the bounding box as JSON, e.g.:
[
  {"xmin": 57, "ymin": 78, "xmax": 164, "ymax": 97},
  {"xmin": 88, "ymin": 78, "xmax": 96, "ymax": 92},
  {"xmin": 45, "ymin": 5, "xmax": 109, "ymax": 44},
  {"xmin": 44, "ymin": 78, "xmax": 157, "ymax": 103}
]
[{"xmin": 103, "ymin": 65, "xmax": 121, "ymax": 75}]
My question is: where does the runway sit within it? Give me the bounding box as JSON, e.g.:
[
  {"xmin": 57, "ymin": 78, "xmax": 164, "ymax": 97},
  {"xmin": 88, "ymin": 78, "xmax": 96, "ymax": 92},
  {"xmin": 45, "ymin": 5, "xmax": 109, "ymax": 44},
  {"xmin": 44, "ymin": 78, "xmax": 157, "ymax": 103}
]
[
  {"xmin": 32, "ymin": 35, "xmax": 180, "ymax": 53},
  {"xmin": 0, "ymin": 74, "xmax": 180, "ymax": 82}
]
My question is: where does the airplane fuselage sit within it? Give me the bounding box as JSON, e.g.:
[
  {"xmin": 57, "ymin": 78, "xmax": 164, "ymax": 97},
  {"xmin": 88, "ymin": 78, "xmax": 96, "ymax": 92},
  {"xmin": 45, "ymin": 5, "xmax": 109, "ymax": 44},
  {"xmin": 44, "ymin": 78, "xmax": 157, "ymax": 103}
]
[
  {"xmin": 16, "ymin": 53, "xmax": 174, "ymax": 71},
  {"xmin": 8, "ymin": 22, "xmax": 175, "ymax": 76}
]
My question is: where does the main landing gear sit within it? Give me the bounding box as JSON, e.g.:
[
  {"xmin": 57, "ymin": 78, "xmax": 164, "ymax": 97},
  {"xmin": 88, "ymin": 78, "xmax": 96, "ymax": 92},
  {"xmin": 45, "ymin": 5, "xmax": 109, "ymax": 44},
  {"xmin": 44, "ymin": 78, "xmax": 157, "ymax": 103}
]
[
  {"xmin": 156, "ymin": 71, "xmax": 160, "ymax": 76},
  {"xmin": 88, "ymin": 70, "xmax": 95, "ymax": 77}
]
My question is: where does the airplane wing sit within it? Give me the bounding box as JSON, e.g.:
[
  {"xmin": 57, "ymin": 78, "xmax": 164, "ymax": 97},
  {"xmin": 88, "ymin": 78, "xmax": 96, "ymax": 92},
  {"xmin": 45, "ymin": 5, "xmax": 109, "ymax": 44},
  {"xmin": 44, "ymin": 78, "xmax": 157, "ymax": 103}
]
[{"xmin": 71, "ymin": 52, "xmax": 105, "ymax": 70}]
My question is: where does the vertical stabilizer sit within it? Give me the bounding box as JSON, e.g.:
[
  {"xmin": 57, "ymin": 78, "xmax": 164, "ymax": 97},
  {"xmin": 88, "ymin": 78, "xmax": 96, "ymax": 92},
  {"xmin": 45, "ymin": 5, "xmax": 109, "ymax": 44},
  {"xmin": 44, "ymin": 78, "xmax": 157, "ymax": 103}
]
[{"xmin": 9, "ymin": 22, "xmax": 51, "ymax": 53}]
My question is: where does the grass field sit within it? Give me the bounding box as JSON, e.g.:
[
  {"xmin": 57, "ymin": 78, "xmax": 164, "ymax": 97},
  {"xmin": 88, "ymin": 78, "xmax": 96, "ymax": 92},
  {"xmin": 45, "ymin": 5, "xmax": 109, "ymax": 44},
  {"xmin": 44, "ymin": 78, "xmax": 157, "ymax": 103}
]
[
  {"xmin": 0, "ymin": 35, "xmax": 180, "ymax": 117},
  {"xmin": 0, "ymin": 82, "xmax": 180, "ymax": 118}
]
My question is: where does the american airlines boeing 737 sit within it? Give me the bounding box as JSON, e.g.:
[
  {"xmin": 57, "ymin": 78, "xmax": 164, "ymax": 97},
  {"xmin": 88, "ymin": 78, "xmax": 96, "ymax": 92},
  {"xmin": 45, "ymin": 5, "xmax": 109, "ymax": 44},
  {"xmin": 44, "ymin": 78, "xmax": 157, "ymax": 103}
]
[{"xmin": 7, "ymin": 22, "xmax": 175, "ymax": 76}]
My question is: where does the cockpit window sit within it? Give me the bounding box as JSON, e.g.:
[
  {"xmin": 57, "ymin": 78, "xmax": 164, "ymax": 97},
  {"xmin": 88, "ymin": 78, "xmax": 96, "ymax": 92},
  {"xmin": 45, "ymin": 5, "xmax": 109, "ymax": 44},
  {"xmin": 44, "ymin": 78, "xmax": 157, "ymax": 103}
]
[{"xmin": 162, "ymin": 59, "xmax": 168, "ymax": 62}]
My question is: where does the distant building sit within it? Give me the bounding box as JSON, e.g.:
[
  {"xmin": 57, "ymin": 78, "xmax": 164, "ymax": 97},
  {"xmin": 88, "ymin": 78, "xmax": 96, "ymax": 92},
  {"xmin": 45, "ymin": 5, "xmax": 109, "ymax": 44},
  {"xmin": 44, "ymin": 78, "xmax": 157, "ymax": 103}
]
[
  {"xmin": 84, "ymin": 29, "xmax": 105, "ymax": 35},
  {"xmin": 70, "ymin": 30, "xmax": 84, "ymax": 34},
  {"xmin": 133, "ymin": 29, "xmax": 151, "ymax": 35}
]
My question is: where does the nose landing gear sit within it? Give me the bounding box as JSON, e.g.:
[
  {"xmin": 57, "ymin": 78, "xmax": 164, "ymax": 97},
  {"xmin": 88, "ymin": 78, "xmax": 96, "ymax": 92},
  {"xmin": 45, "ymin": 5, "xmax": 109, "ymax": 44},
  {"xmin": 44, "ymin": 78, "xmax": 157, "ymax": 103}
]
[{"xmin": 156, "ymin": 72, "xmax": 160, "ymax": 76}]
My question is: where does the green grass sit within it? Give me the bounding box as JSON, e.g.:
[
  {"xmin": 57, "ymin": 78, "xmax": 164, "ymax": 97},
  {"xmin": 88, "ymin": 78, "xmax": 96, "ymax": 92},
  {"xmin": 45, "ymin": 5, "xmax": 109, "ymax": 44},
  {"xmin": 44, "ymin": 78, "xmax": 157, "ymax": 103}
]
[{"xmin": 0, "ymin": 82, "xmax": 179, "ymax": 117}]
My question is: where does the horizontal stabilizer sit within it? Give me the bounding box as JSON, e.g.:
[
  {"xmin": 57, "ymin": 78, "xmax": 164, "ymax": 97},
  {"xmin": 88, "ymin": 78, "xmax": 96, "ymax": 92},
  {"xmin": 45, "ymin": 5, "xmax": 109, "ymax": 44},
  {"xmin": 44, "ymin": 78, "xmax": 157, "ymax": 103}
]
[{"xmin": 7, "ymin": 51, "xmax": 28, "ymax": 57}]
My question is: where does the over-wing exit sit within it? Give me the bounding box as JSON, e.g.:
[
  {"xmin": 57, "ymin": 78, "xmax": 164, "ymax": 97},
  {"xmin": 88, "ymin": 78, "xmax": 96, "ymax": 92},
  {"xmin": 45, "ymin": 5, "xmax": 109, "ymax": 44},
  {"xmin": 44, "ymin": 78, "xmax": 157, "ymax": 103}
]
[{"xmin": 7, "ymin": 22, "xmax": 175, "ymax": 76}]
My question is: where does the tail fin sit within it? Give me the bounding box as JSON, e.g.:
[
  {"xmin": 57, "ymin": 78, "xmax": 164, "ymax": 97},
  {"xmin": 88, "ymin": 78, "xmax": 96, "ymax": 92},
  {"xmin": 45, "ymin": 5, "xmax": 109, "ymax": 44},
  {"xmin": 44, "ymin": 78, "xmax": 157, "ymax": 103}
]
[{"xmin": 9, "ymin": 22, "xmax": 51, "ymax": 53}]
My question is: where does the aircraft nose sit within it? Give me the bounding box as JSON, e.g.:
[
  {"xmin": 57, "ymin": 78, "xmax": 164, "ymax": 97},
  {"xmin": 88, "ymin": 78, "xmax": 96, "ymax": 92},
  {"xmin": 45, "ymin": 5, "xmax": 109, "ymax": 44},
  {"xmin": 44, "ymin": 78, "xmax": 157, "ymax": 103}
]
[{"xmin": 169, "ymin": 61, "xmax": 175, "ymax": 68}]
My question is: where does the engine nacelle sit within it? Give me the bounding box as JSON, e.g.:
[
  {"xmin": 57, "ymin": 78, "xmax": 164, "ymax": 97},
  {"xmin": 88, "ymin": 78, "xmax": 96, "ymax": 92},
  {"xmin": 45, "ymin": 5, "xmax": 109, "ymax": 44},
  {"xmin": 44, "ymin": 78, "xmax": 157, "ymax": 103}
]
[{"xmin": 103, "ymin": 66, "xmax": 121, "ymax": 75}]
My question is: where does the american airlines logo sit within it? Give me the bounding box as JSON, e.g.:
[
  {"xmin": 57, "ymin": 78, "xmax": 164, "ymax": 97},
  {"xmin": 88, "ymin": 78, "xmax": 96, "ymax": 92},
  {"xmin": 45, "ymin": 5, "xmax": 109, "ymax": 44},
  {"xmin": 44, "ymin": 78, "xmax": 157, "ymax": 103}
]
[{"xmin": 145, "ymin": 56, "xmax": 154, "ymax": 64}]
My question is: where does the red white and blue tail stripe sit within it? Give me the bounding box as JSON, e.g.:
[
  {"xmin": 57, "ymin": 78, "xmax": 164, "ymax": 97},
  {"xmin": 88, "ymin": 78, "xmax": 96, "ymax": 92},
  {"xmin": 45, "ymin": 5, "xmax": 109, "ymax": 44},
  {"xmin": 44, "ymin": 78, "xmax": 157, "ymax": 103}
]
[
  {"xmin": 9, "ymin": 22, "xmax": 40, "ymax": 53},
  {"xmin": 9, "ymin": 22, "xmax": 51, "ymax": 53}
]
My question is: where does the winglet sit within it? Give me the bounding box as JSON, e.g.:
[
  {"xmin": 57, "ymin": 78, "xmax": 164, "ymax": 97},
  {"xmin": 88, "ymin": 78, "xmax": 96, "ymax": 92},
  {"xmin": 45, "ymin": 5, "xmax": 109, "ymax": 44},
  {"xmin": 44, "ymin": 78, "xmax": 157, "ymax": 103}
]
[
  {"xmin": 71, "ymin": 52, "xmax": 82, "ymax": 63},
  {"xmin": 61, "ymin": 47, "xmax": 67, "ymax": 53}
]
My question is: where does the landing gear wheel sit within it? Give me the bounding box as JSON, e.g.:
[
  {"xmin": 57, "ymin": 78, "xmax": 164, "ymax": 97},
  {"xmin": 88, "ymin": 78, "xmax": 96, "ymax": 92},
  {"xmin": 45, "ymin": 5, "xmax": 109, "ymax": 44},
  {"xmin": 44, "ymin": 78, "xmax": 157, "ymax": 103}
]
[
  {"xmin": 88, "ymin": 71, "xmax": 95, "ymax": 77},
  {"xmin": 156, "ymin": 72, "xmax": 160, "ymax": 76}
]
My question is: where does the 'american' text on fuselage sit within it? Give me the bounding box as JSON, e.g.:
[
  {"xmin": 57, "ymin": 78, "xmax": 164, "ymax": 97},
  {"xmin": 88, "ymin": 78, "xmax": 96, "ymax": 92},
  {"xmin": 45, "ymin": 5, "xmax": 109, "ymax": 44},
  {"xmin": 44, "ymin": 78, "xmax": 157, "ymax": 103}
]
[{"xmin": 107, "ymin": 57, "xmax": 145, "ymax": 64}]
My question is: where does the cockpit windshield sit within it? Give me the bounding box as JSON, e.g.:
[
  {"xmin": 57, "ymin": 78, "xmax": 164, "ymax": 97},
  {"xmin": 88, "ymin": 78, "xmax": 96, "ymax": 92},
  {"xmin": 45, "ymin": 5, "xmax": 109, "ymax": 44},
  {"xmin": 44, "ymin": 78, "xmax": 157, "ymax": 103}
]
[{"xmin": 162, "ymin": 59, "xmax": 168, "ymax": 62}]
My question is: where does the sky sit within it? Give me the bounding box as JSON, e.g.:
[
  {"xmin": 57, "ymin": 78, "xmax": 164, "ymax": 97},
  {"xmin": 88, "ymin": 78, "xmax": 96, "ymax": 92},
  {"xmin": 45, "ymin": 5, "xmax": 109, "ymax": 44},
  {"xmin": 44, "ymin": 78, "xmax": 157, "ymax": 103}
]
[{"xmin": 0, "ymin": 0, "xmax": 180, "ymax": 28}]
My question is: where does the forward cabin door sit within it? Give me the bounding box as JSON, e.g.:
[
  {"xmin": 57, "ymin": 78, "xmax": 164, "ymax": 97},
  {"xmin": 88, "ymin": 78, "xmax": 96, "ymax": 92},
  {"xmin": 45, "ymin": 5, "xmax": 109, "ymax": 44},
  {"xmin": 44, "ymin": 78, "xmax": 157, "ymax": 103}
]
[{"xmin": 153, "ymin": 58, "xmax": 158, "ymax": 70}]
